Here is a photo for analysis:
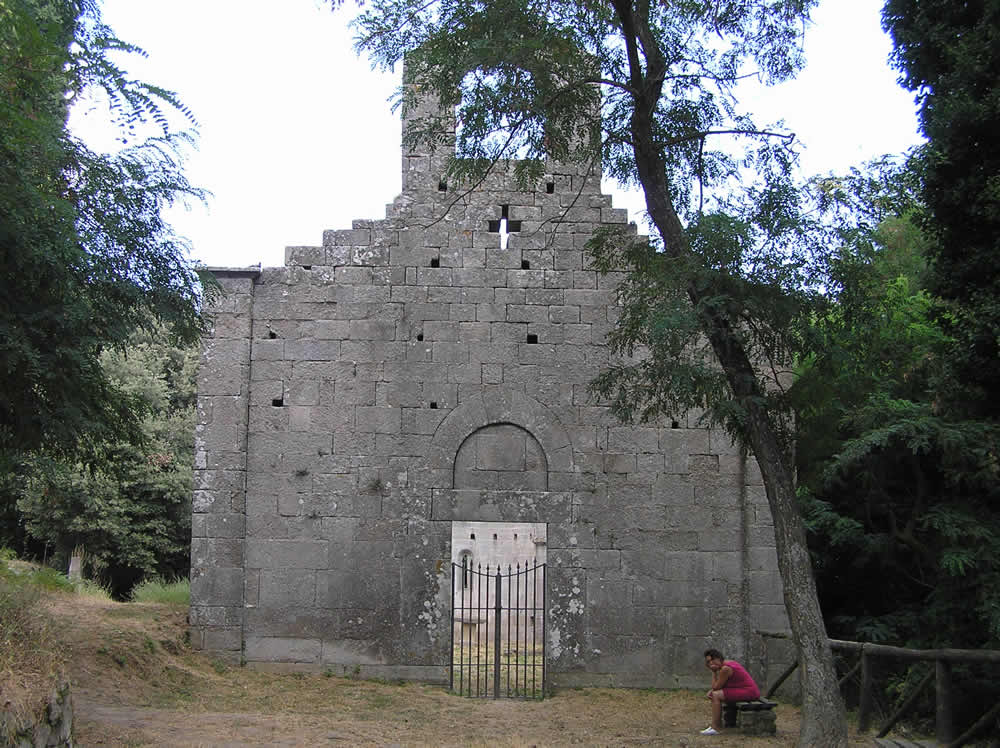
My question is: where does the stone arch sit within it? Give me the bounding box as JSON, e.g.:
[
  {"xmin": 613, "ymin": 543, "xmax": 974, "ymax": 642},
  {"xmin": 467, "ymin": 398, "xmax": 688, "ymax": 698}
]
[
  {"xmin": 428, "ymin": 389, "xmax": 573, "ymax": 486},
  {"xmin": 454, "ymin": 423, "xmax": 548, "ymax": 490}
]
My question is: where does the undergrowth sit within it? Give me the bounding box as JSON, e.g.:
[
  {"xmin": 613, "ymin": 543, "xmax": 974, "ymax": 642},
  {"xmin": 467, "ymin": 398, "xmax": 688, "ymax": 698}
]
[
  {"xmin": 131, "ymin": 577, "xmax": 190, "ymax": 605},
  {"xmin": 0, "ymin": 554, "xmax": 111, "ymax": 599}
]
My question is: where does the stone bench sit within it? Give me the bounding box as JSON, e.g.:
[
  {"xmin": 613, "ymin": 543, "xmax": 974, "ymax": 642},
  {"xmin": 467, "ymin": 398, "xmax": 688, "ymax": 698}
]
[{"xmin": 722, "ymin": 698, "xmax": 777, "ymax": 735}]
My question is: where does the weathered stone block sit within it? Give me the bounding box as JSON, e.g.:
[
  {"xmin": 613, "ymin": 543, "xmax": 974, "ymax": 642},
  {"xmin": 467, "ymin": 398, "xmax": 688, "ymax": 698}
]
[
  {"xmin": 190, "ymin": 566, "xmax": 244, "ymax": 608},
  {"xmin": 738, "ymin": 706, "xmax": 777, "ymax": 736},
  {"xmin": 202, "ymin": 627, "xmax": 243, "ymax": 653},
  {"xmin": 317, "ymin": 569, "xmax": 377, "ymax": 609},
  {"xmin": 189, "ymin": 605, "xmax": 243, "ymax": 628},
  {"xmin": 245, "ymin": 636, "xmax": 321, "ymax": 663},
  {"xmin": 259, "ymin": 569, "xmax": 317, "ymax": 608},
  {"xmin": 245, "ymin": 539, "xmax": 328, "ymax": 570}
]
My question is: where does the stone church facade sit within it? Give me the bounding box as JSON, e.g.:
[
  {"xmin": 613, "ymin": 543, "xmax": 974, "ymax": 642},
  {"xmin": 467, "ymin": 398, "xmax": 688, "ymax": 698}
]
[{"xmin": 189, "ymin": 87, "xmax": 791, "ymax": 688}]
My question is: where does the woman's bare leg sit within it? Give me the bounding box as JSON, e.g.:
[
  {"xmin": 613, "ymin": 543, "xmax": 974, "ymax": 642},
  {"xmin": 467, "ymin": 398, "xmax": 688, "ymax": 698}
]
[{"xmin": 710, "ymin": 689, "xmax": 725, "ymax": 729}]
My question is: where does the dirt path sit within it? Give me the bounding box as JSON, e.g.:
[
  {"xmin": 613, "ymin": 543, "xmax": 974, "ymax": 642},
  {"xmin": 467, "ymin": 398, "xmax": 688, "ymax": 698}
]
[
  {"xmin": 43, "ymin": 597, "xmax": 875, "ymax": 747},
  {"xmin": 72, "ymin": 689, "xmax": 873, "ymax": 747}
]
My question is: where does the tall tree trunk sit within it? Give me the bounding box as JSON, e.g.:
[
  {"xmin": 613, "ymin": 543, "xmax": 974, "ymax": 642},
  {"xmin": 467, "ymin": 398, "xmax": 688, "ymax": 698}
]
[
  {"xmin": 648, "ymin": 159, "xmax": 847, "ymax": 748},
  {"xmin": 744, "ymin": 412, "xmax": 847, "ymax": 746},
  {"xmin": 616, "ymin": 15, "xmax": 848, "ymax": 737}
]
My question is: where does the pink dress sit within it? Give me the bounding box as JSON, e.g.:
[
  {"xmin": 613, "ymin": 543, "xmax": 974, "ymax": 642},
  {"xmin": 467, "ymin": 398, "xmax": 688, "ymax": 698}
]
[{"xmin": 721, "ymin": 660, "xmax": 760, "ymax": 701}]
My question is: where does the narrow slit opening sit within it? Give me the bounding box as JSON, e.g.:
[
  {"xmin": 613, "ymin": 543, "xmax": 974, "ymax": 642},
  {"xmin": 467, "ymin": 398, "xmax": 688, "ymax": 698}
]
[{"xmin": 546, "ymin": 182, "xmax": 555, "ymax": 194}]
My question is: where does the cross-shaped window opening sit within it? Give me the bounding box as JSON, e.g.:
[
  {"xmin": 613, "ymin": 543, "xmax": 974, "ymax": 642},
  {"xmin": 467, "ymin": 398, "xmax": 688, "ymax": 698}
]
[{"xmin": 487, "ymin": 205, "xmax": 522, "ymax": 249}]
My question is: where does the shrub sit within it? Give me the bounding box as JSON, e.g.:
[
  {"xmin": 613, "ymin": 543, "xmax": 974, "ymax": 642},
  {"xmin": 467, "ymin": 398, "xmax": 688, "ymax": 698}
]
[
  {"xmin": 28, "ymin": 566, "xmax": 75, "ymax": 592},
  {"xmin": 76, "ymin": 579, "xmax": 113, "ymax": 600},
  {"xmin": 130, "ymin": 577, "xmax": 190, "ymax": 605}
]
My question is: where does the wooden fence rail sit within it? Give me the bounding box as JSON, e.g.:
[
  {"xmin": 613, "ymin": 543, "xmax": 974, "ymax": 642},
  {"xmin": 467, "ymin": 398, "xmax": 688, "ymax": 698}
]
[{"xmin": 759, "ymin": 633, "xmax": 1000, "ymax": 747}]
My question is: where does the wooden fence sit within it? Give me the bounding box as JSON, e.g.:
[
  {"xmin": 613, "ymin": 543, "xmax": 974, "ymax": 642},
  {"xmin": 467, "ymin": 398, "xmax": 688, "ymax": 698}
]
[{"xmin": 760, "ymin": 632, "xmax": 1000, "ymax": 747}]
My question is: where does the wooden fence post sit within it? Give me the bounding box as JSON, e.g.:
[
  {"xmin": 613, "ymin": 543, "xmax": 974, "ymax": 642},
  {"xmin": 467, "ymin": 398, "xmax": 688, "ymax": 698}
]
[
  {"xmin": 858, "ymin": 647, "xmax": 873, "ymax": 733},
  {"xmin": 765, "ymin": 660, "xmax": 799, "ymax": 699},
  {"xmin": 936, "ymin": 658, "xmax": 953, "ymax": 744},
  {"xmin": 828, "ymin": 639, "xmax": 1000, "ymax": 744},
  {"xmin": 876, "ymin": 667, "xmax": 934, "ymax": 738}
]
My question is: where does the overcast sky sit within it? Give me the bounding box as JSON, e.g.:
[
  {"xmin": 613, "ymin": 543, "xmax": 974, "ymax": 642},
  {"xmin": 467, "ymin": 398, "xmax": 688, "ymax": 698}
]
[{"xmin": 72, "ymin": 0, "xmax": 924, "ymax": 269}]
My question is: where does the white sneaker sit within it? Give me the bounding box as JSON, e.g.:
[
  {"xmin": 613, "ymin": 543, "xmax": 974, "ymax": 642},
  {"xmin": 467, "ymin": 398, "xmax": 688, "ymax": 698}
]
[{"xmin": 700, "ymin": 727, "xmax": 720, "ymax": 735}]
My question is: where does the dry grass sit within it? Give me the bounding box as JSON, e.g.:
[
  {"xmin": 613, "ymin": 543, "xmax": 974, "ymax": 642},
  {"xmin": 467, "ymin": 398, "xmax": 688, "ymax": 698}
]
[
  {"xmin": 0, "ymin": 562, "xmax": 68, "ymax": 741},
  {"xmin": 3, "ymin": 584, "xmax": 885, "ymax": 746},
  {"xmin": 452, "ymin": 641, "xmax": 545, "ymax": 698}
]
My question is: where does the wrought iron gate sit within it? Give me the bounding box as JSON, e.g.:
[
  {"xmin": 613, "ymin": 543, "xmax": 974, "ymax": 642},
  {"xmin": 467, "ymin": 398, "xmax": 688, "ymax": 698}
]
[{"xmin": 450, "ymin": 560, "xmax": 546, "ymax": 699}]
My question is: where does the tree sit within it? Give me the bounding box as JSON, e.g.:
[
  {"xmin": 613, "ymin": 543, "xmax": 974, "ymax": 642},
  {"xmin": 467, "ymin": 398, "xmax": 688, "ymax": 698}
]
[
  {"xmin": 0, "ymin": 0, "xmax": 206, "ymax": 465},
  {"xmin": 344, "ymin": 0, "xmax": 846, "ymax": 742},
  {"xmin": 792, "ymin": 160, "xmax": 1000, "ymax": 733},
  {"xmin": 15, "ymin": 330, "xmax": 198, "ymax": 597},
  {"xmin": 882, "ymin": 0, "xmax": 1000, "ymax": 419}
]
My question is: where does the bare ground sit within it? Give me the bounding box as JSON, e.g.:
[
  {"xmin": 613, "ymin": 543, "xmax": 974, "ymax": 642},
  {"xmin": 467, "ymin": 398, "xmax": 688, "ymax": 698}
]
[{"xmin": 46, "ymin": 595, "xmax": 875, "ymax": 747}]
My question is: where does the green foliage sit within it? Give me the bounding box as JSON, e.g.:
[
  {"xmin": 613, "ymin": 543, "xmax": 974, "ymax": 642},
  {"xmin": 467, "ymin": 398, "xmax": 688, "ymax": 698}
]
[
  {"xmin": 26, "ymin": 565, "xmax": 76, "ymax": 592},
  {"xmin": 0, "ymin": 553, "xmax": 111, "ymax": 599},
  {"xmin": 793, "ymin": 159, "xmax": 1000, "ymax": 651},
  {"xmin": 0, "ymin": 573, "xmax": 42, "ymax": 638},
  {"xmin": 0, "ymin": 0, "xmax": 207, "ymax": 462},
  {"xmin": 76, "ymin": 578, "xmax": 113, "ymax": 600},
  {"xmin": 587, "ymin": 185, "xmax": 828, "ymax": 448},
  {"xmin": 828, "ymin": 19, "xmax": 1000, "ymax": 738},
  {"xmin": 882, "ymin": 0, "xmax": 1000, "ymax": 419},
  {"xmin": 130, "ymin": 577, "xmax": 190, "ymax": 606},
  {"xmin": 791, "ymin": 157, "xmax": 1000, "ymax": 740},
  {"xmin": 13, "ymin": 329, "xmax": 198, "ymax": 597},
  {"xmin": 354, "ymin": 0, "xmax": 812, "ymax": 204}
]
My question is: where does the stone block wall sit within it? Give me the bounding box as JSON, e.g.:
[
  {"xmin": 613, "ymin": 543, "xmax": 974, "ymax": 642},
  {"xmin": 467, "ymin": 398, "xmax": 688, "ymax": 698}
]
[
  {"xmin": 190, "ymin": 83, "xmax": 790, "ymax": 687},
  {"xmin": 190, "ymin": 270, "xmax": 257, "ymax": 659}
]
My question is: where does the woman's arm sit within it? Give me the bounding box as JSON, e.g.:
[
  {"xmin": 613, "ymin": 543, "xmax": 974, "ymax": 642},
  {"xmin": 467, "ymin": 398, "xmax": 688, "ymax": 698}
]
[{"xmin": 712, "ymin": 665, "xmax": 733, "ymax": 690}]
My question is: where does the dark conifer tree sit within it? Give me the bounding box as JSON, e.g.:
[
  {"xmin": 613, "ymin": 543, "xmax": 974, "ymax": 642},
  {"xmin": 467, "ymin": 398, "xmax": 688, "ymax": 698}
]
[{"xmin": 882, "ymin": 0, "xmax": 1000, "ymax": 417}]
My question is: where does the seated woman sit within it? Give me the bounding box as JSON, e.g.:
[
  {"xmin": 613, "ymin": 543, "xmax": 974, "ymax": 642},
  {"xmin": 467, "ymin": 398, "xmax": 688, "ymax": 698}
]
[{"xmin": 701, "ymin": 648, "xmax": 761, "ymax": 735}]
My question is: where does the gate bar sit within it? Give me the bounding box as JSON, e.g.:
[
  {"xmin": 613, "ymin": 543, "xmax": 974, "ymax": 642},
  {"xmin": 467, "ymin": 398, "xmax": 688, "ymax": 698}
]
[
  {"xmin": 494, "ymin": 567, "xmax": 502, "ymax": 698},
  {"xmin": 541, "ymin": 563, "xmax": 546, "ymax": 696},
  {"xmin": 449, "ymin": 559, "xmax": 455, "ymax": 692}
]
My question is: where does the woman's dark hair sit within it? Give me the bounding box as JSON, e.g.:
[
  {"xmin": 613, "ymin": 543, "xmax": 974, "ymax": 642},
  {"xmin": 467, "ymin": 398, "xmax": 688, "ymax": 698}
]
[{"xmin": 704, "ymin": 648, "xmax": 724, "ymax": 660}]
